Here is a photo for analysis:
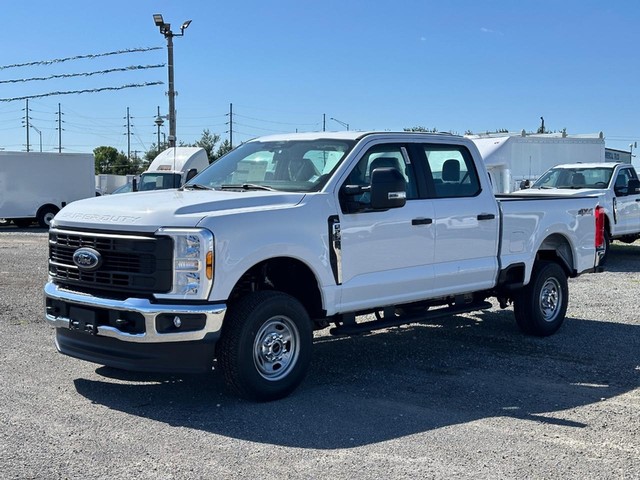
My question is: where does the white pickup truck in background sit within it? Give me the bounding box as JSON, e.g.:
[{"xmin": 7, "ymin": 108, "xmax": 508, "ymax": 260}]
[
  {"xmin": 44, "ymin": 132, "xmax": 605, "ymax": 401},
  {"xmin": 520, "ymin": 162, "xmax": 640, "ymax": 262}
]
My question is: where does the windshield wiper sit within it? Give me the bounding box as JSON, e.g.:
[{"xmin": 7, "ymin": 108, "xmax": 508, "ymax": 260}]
[
  {"xmin": 182, "ymin": 183, "xmax": 213, "ymax": 191},
  {"xmin": 220, "ymin": 183, "xmax": 276, "ymax": 191}
]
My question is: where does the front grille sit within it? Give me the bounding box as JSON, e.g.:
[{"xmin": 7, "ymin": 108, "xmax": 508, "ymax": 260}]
[{"xmin": 49, "ymin": 228, "xmax": 173, "ymax": 297}]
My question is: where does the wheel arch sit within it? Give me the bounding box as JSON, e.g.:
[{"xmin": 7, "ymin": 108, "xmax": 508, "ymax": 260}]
[
  {"xmin": 227, "ymin": 256, "xmax": 325, "ymax": 320},
  {"xmin": 536, "ymin": 233, "xmax": 575, "ymax": 277}
]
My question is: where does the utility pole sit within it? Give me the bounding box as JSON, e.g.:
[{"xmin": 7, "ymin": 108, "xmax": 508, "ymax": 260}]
[
  {"xmin": 228, "ymin": 103, "xmax": 233, "ymax": 148},
  {"xmin": 57, "ymin": 103, "xmax": 63, "ymax": 153},
  {"xmin": 153, "ymin": 14, "xmax": 191, "ymax": 148},
  {"xmin": 124, "ymin": 107, "xmax": 132, "ymax": 160},
  {"xmin": 25, "ymin": 99, "xmax": 30, "ymax": 152},
  {"xmin": 323, "ymin": 113, "xmax": 326, "ymax": 132}
]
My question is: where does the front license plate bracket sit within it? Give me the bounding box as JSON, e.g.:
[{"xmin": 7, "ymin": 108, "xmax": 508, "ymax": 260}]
[{"xmin": 68, "ymin": 306, "xmax": 98, "ymax": 335}]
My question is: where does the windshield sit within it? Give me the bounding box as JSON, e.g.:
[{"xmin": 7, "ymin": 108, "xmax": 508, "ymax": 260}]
[
  {"xmin": 186, "ymin": 139, "xmax": 355, "ymax": 192},
  {"xmin": 139, "ymin": 172, "xmax": 182, "ymax": 190},
  {"xmin": 531, "ymin": 166, "xmax": 614, "ymax": 189}
]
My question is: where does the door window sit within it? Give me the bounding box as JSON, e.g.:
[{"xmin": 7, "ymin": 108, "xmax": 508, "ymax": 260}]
[
  {"xmin": 614, "ymin": 168, "xmax": 637, "ymax": 196},
  {"xmin": 341, "ymin": 144, "xmax": 418, "ymax": 212},
  {"xmin": 422, "ymin": 146, "xmax": 480, "ymax": 198}
]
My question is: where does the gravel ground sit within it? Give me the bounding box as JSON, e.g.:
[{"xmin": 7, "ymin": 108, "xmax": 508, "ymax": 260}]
[{"xmin": 0, "ymin": 227, "xmax": 638, "ymax": 479}]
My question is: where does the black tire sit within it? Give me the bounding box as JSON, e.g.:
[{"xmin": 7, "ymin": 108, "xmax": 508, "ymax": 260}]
[
  {"xmin": 217, "ymin": 291, "xmax": 313, "ymax": 401},
  {"xmin": 513, "ymin": 261, "xmax": 568, "ymax": 337},
  {"xmin": 12, "ymin": 218, "xmax": 32, "ymax": 228},
  {"xmin": 37, "ymin": 206, "xmax": 58, "ymax": 228}
]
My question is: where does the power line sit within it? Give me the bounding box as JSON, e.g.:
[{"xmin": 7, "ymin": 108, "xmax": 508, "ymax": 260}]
[
  {"xmin": 0, "ymin": 47, "xmax": 163, "ymax": 70},
  {"xmin": 0, "ymin": 64, "xmax": 165, "ymax": 85},
  {"xmin": 0, "ymin": 82, "xmax": 164, "ymax": 102},
  {"xmin": 234, "ymin": 112, "xmax": 319, "ymax": 127}
]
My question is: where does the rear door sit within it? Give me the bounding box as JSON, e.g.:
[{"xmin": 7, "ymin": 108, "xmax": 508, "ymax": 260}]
[{"xmin": 419, "ymin": 143, "xmax": 500, "ymax": 296}]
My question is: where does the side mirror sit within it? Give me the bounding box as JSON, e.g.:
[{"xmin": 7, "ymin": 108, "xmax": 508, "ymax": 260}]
[
  {"xmin": 370, "ymin": 168, "xmax": 406, "ymax": 210},
  {"xmin": 519, "ymin": 179, "xmax": 531, "ymax": 190},
  {"xmin": 132, "ymin": 178, "xmax": 138, "ymax": 192},
  {"xmin": 628, "ymin": 178, "xmax": 640, "ymax": 194}
]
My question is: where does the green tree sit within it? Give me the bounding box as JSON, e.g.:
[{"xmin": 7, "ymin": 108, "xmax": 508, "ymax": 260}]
[
  {"xmin": 404, "ymin": 126, "xmax": 437, "ymax": 133},
  {"xmin": 212, "ymin": 139, "xmax": 233, "ymax": 162},
  {"xmin": 93, "ymin": 146, "xmax": 136, "ymax": 174},
  {"xmin": 93, "ymin": 146, "xmax": 119, "ymax": 174},
  {"xmin": 179, "ymin": 129, "xmax": 221, "ymax": 161}
]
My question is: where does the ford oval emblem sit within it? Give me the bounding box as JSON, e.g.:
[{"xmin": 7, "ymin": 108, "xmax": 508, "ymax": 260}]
[{"xmin": 72, "ymin": 247, "xmax": 102, "ymax": 271}]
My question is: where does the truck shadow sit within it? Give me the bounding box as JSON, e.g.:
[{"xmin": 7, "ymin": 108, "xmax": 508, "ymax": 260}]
[{"xmin": 73, "ymin": 309, "xmax": 639, "ymax": 449}]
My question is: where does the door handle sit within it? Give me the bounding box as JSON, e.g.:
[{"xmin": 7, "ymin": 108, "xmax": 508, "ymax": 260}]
[
  {"xmin": 411, "ymin": 218, "xmax": 433, "ymax": 226},
  {"xmin": 477, "ymin": 213, "xmax": 496, "ymax": 221}
]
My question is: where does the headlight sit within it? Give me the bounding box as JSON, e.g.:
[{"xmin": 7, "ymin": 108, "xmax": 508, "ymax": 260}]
[{"xmin": 154, "ymin": 228, "xmax": 214, "ymax": 300}]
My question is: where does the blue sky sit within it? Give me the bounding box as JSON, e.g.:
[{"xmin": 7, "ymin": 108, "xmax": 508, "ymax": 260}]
[{"xmin": 0, "ymin": 0, "xmax": 638, "ymax": 162}]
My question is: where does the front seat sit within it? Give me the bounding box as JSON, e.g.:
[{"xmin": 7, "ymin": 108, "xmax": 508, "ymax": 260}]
[
  {"xmin": 289, "ymin": 158, "xmax": 317, "ymax": 181},
  {"xmin": 572, "ymin": 173, "xmax": 586, "ymax": 187},
  {"xmin": 369, "ymin": 156, "xmax": 402, "ymax": 176}
]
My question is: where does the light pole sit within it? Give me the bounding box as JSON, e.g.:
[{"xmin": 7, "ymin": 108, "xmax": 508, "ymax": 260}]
[
  {"xmin": 30, "ymin": 125, "xmax": 42, "ymax": 152},
  {"xmin": 630, "ymin": 142, "xmax": 637, "ymax": 160},
  {"xmin": 154, "ymin": 106, "xmax": 165, "ymax": 150},
  {"xmin": 330, "ymin": 117, "xmax": 350, "ymax": 131},
  {"xmin": 153, "ymin": 14, "xmax": 191, "ymax": 148}
]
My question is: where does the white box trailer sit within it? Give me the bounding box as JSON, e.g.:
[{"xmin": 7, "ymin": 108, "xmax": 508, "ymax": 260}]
[
  {"xmin": 95, "ymin": 174, "xmax": 136, "ymax": 195},
  {"xmin": 0, "ymin": 152, "xmax": 95, "ymax": 227},
  {"xmin": 467, "ymin": 131, "xmax": 605, "ymax": 193}
]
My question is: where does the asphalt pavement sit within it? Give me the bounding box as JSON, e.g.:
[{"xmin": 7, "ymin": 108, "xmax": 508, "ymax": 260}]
[{"xmin": 0, "ymin": 227, "xmax": 638, "ymax": 479}]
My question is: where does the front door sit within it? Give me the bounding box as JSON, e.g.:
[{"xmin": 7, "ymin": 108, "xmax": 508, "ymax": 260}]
[
  {"xmin": 612, "ymin": 167, "xmax": 640, "ymax": 235},
  {"xmin": 337, "ymin": 143, "xmax": 435, "ymax": 312}
]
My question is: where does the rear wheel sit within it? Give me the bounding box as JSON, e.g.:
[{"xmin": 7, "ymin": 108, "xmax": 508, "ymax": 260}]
[
  {"xmin": 217, "ymin": 291, "xmax": 313, "ymax": 401},
  {"xmin": 513, "ymin": 261, "xmax": 568, "ymax": 336},
  {"xmin": 12, "ymin": 218, "xmax": 32, "ymax": 228}
]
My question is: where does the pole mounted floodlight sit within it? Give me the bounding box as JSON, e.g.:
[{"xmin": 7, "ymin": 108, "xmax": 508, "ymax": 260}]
[{"xmin": 153, "ymin": 13, "xmax": 192, "ymax": 148}]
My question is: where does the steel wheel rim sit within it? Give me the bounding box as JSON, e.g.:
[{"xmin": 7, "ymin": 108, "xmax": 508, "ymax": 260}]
[
  {"xmin": 539, "ymin": 277, "xmax": 562, "ymax": 322},
  {"xmin": 253, "ymin": 315, "xmax": 300, "ymax": 381},
  {"xmin": 44, "ymin": 212, "xmax": 56, "ymax": 225}
]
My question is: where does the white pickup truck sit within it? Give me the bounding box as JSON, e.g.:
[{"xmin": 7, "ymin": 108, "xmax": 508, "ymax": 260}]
[
  {"xmin": 520, "ymin": 162, "xmax": 640, "ymax": 262},
  {"xmin": 44, "ymin": 132, "xmax": 605, "ymax": 401}
]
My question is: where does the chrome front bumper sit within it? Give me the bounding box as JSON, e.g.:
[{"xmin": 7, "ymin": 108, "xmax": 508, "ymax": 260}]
[{"xmin": 44, "ymin": 282, "xmax": 226, "ymax": 343}]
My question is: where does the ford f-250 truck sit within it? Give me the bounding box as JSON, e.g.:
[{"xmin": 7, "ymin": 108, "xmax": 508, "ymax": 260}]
[
  {"xmin": 45, "ymin": 132, "xmax": 605, "ymax": 401},
  {"xmin": 519, "ymin": 162, "xmax": 640, "ymax": 263}
]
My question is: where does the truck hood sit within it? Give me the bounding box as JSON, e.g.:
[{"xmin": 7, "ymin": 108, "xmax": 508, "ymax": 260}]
[
  {"xmin": 516, "ymin": 187, "xmax": 604, "ymax": 197},
  {"xmin": 53, "ymin": 189, "xmax": 306, "ymax": 232}
]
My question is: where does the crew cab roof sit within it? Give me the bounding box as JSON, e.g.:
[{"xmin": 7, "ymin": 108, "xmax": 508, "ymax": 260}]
[
  {"xmin": 245, "ymin": 131, "xmax": 463, "ymax": 143},
  {"xmin": 551, "ymin": 162, "xmax": 624, "ymax": 169}
]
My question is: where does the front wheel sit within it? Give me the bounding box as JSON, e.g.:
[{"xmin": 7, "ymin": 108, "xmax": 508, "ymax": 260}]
[
  {"xmin": 513, "ymin": 261, "xmax": 568, "ymax": 337},
  {"xmin": 217, "ymin": 291, "xmax": 313, "ymax": 401}
]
